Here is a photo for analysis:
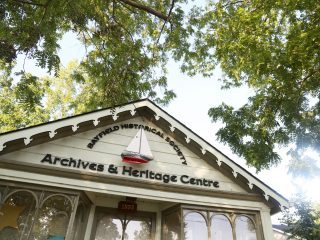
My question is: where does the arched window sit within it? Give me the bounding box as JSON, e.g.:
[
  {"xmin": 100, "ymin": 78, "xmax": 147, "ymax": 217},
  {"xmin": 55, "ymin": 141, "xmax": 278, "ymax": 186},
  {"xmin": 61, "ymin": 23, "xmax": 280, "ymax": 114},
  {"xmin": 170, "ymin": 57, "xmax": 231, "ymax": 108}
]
[
  {"xmin": 164, "ymin": 207, "xmax": 261, "ymax": 240},
  {"xmin": 184, "ymin": 212, "xmax": 208, "ymax": 240},
  {"xmin": 31, "ymin": 194, "xmax": 73, "ymax": 240},
  {"xmin": 211, "ymin": 214, "xmax": 233, "ymax": 240},
  {"xmin": 235, "ymin": 216, "xmax": 257, "ymax": 240},
  {"xmin": 0, "ymin": 190, "xmax": 37, "ymax": 240}
]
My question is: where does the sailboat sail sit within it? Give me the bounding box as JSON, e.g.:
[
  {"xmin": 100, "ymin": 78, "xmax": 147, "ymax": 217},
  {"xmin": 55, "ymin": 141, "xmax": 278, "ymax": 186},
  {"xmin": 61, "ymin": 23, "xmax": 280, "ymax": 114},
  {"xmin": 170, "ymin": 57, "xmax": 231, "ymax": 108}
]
[{"xmin": 121, "ymin": 128, "xmax": 154, "ymax": 164}]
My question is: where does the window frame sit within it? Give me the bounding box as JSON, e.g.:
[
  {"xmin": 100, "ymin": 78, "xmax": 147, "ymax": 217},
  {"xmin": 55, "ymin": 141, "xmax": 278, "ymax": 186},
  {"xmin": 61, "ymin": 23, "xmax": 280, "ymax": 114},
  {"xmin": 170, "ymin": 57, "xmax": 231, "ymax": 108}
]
[
  {"xmin": 210, "ymin": 213, "xmax": 233, "ymax": 240},
  {"xmin": 162, "ymin": 204, "xmax": 264, "ymax": 240},
  {"xmin": 0, "ymin": 180, "xmax": 90, "ymax": 240},
  {"xmin": 183, "ymin": 210, "xmax": 209, "ymax": 240},
  {"xmin": 90, "ymin": 206, "xmax": 157, "ymax": 240}
]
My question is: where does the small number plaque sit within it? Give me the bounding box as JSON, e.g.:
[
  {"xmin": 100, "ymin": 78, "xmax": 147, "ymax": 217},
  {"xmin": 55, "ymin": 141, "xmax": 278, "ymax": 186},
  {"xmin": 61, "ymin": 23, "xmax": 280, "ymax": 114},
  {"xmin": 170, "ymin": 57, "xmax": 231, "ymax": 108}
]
[{"xmin": 118, "ymin": 201, "xmax": 137, "ymax": 213}]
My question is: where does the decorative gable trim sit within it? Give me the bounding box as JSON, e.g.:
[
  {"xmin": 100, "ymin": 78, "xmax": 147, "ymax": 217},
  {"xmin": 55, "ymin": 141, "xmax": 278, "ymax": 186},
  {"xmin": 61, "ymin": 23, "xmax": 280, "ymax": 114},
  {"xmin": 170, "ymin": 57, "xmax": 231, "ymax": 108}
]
[{"xmin": 0, "ymin": 99, "xmax": 288, "ymax": 212}]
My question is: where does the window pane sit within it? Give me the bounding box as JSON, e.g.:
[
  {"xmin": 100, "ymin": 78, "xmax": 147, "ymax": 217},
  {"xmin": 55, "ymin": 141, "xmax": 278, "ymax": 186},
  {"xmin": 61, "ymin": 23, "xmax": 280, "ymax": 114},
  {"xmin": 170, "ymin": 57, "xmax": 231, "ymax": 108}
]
[
  {"xmin": 163, "ymin": 210, "xmax": 181, "ymax": 240},
  {"xmin": 0, "ymin": 191, "xmax": 36, "ymax": 240},
  {"xmin": 184, "ymin": 212, "xmax": 208, "ymax": 240},
  {"xmin": 94, "ymin": 213, "xmax": 153, "ymax": 240},
  {"xmin": 211, "ymin": 214, "xmax": 233, "ymax": 240},
  {"xmin": 127, "ymin": 219, "xmax": 152, "ymax": 240},
  {"xmin": 235, "ymin": 216, "xmax": 257, "ymax": 240},
  {"xmin": 31, "ymin": 195, "xmax": 72, "ymax": 240},
  {"xmin": 94, "ymin": 216, "xmax": 121, "ymax": 240}
]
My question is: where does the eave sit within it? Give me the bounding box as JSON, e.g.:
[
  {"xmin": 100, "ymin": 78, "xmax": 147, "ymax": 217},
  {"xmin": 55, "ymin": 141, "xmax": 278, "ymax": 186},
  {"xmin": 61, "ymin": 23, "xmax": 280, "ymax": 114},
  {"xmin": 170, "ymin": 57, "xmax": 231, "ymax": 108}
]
[{"xmin": 0, "ymin": 99, "xmax": 289, "ymax": 213}]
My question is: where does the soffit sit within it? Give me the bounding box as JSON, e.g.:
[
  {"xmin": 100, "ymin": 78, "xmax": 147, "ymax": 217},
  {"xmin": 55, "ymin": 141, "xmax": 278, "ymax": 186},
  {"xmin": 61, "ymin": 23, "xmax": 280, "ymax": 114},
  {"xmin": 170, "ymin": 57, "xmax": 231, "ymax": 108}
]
[{"xmin": 0, "ymin": 99, "xmax": 288, "ymax": 213}]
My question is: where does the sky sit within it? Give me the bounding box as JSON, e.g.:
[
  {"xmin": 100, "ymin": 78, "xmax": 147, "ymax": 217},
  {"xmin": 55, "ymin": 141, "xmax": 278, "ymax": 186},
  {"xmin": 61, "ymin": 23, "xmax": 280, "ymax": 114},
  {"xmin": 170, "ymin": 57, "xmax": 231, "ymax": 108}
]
[
  {"xmin": 15, "ymin": 31, "xmax": 320, "ymax": 222},
  {"xmin": 163, "ymin": 59, "xmax": 320, "ymax": 220}
]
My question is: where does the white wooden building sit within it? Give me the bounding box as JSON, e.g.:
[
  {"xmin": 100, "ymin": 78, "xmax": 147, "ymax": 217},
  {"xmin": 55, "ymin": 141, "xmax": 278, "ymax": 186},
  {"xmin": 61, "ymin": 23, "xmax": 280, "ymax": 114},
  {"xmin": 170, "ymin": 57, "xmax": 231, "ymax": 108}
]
[{"xmin": 0, "ymin": 99, "xmax": 288, "ymax": 240}]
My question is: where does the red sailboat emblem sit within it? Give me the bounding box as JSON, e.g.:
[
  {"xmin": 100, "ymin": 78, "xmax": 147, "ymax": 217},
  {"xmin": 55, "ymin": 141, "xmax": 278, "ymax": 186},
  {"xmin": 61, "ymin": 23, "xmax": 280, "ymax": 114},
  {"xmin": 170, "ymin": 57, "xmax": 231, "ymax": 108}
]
[{"xmin": 121, "ymin": 128, "xmax": 154, "ymax": 164}]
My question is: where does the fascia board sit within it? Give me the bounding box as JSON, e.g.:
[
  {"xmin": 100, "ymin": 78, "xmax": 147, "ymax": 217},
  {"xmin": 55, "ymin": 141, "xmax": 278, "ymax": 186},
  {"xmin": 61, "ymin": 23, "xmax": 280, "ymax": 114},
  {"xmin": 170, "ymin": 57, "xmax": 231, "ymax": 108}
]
[
  {"xmin": 142, "ymin": 101, "xmax": 289, "ymax": 210},
  {"xmin": 0, "ymin": 99, "xmax": 289, "ymax": 210},
  {"xmin": 0, "ymin": 102, "xmax": 139, "ymax": 151}
]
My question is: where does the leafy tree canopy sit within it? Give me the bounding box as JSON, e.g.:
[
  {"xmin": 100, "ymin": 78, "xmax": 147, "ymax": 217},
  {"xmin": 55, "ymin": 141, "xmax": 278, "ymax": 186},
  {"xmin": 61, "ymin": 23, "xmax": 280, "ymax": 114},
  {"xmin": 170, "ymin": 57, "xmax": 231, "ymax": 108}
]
[
  {"xmin": 180, "ymin": 0, "xmax": 320, "ymax": 171},
  {"xmin": 0, "ymin": 0, "xmax": 180, "ymax": 107},
  {"xmin": 281, "ymin": 195, "xmax": 320, "ymax": 239},
  {"xmin": 0, "ymin": 0, "xmax": 319, "ymax": 172}
]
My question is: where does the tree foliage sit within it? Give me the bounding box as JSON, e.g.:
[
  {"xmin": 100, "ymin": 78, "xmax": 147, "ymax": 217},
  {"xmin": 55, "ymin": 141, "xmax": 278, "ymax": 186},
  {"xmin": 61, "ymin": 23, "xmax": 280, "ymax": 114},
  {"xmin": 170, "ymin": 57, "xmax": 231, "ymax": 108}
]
[
  {"xmin": 1, "ymin": 0, "xmax": 320, "ymax": 171},
  {"xmin": 0, "ymin": 0, "xmax": 180, "ymax": 109},
  {"xmin": 177, "ymin": 0, "xmax": 320, "ymax": 171},
  {"xmin": 0, "ymin": 64, "xmax": 49, "ymax": 132},
  {"xmin": 281, "ymin": 195, "xmax": 320, "ymax": 239},
  {"xmin": 288, "ymin": 150, "xmax": 320, "ymax": 178}
]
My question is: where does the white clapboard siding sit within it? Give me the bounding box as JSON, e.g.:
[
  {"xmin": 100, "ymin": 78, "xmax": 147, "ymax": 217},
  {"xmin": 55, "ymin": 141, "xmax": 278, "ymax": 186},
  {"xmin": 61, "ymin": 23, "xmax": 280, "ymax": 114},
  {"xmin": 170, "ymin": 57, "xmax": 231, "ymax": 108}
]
[
  {"xmin": 0, "ymin": 152, "xmax": 242, "ymax": 193},
  {"xmin": 38, "ymin": 129, "xmax": 206, "ymax": 167},
  {"xmin": 25, "ymin": 138, "xmax": 215, "ymax": 170},
  {"xmin": 3, "ymin": 149, "xmax": 224, "ymax": 181},
  {"xmin": 74, "ymin": 129, "xmax": 194, "ymax": 157},
  {"xmin": 2, "ymin": 149, "xmax": 246, "ymax": 193},
  {"xmin": 0, "ymin": 118, "xmax": 248, "ymax": 193},
  {"xmin": 54, "ymin": 134, "xmax": 186, "ymax": 157},
  {"xmin": 80, "ymin": 119, "xmax": 172, "ymax": 143},
  {"xmin": 74, "ymin": 135, "xmax": 182, "ymax": 158}
]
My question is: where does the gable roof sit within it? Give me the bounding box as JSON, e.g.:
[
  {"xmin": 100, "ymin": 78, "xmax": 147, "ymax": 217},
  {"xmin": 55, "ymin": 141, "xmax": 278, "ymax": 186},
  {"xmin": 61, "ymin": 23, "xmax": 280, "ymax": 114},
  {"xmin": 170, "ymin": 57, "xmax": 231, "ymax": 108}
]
[{"xmin": 0, "ymin": 98, "xmax": 288, "ymax": 213}]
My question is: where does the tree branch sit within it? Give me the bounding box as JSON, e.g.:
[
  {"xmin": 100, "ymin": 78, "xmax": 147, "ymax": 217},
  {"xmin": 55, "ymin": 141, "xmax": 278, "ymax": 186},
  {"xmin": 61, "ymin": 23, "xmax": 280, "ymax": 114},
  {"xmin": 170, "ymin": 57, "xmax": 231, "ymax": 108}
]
[
  {"xmin": 303, "ymin": 69, "xmax": 319, "ymax": 82},
  {"xmin": 117, "ymin": 0, "xmax": 169, "ymax": 21},
  {"xmin": 12, "ymin": 0, "xmax": 46, "ymax": 7},
  {"xmin": 117, "ymin": 1, "xmax": 139, "ymax": 15},
  {"xmin": 40, "ymin": 0, "xmax": 53, "ymax": 24},
  {"xmin": 156, "ymin": 0, "xmax": 175, "ymax": 45},
  {"xmin": 297, "ymin": 69, "xmax": 319, "ymax": 88},
  {"xmin": 222, "ymin": 0, "xmax": 244, "ymax": 8}
]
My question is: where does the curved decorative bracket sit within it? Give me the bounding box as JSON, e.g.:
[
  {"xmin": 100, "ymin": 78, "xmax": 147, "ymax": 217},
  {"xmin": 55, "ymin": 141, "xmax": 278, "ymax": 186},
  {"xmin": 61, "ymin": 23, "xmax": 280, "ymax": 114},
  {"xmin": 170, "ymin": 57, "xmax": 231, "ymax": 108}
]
[
  {"xmin": 0, "ymin": 144, "xmax": 6, "ymax": 151},
  {"xmin": 93, "ymin": 119, "xmax": 100, "ymax": 126},
  {"xmin": 232, "ymin": 171, "xmax": 238, "ymax": 178},
  {"xmin": 72, "ymin": 125, "xmax": 79, "ymax": 132},
  {"xmin": 49, "ymin": 130, "xmax": 57, "ymax": 138},
  {"xmin": 169, "ymin": 125, "xmax": 175, "ymax": 132},
  {"xmin": 185, "ymin": 137, "xmax": 191, "ymax": 143},
  {"xmin": 130, "ymin": 109, "xmax": 136, "ymax": 116},
  {"xmin": 248, "ymin": 182, "xmax": 254, "ymax": 190},
  {"xmin": 112, "ymin": 114, "xmax": 118, "ymax": 121},
  {"xmin": 154, "ymin": 114, "xmax": 160, "ymax": 121},
  {"xmin": 216, "ymin": 159, "xmax": 222, "ymax": 166},
  {"xmin": 24, "ymin": 137, "xmax": 33, "ymax": 145},
  {"xmin": 201, "ymin": 147, "xmax": 206, "ymax": 155}
]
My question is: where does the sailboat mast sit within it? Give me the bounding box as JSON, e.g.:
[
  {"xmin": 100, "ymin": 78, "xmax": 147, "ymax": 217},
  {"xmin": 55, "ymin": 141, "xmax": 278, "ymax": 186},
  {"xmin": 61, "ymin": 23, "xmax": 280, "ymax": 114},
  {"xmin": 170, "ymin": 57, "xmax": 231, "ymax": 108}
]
[{"xmin": 138, "ymin": 128, "xmax": 142, "ymax": 154}]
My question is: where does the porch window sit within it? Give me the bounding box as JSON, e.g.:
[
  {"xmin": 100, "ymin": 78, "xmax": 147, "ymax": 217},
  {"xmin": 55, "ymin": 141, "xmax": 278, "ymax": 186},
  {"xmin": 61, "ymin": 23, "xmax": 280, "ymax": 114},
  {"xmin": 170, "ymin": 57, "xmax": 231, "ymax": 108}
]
[
  {"xmin": 0, "ymin": 190, "xmax": 36, "ymax": 239},
  {"xmin": 162, "ymin": 206, "xmax": 260, "ymax": 240},
  {"xmin": 0, "ymin": 183, "xmax": 90, "ymax": 240},
  {"xmin": 31, "ymin": 194, "xmax": 72, "ymax": 240},
  {"xmin": 92, "ymin": 207, "xmax": 155, "ymax": 240},
  {"xmin": 211, "ymin": 214, "xmax": 233, "ymax": 240},
  {"xmin": 184, "ymin": 212, "xmax": 207, "ymax": 240},
  {"xmin": 235, "ymin": 216, "xmax": 257, "ymax": 240}
]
